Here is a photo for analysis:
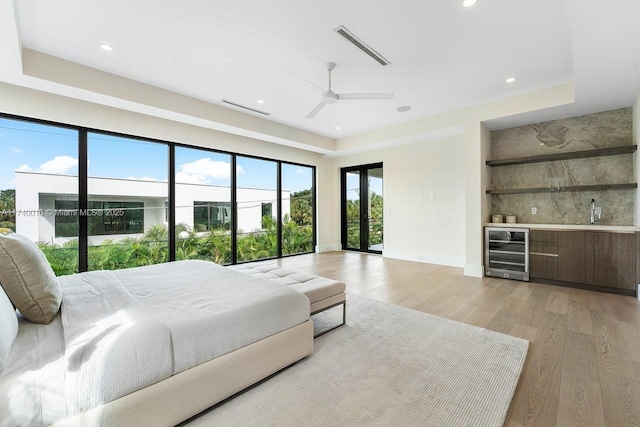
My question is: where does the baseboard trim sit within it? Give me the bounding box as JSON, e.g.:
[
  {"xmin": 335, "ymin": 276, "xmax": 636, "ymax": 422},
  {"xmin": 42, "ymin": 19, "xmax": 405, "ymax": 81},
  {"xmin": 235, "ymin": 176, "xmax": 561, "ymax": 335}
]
[
  {"xmin": 316, "ymin": 244, "xmax": 342, "ymax": 253},
  {"xmin": 383, "ymin": 250, "xmax": 464, "ymax": 268},
  {"xmin": 464, "ymin": 264, "xmax": 484, "ymax": 278}
]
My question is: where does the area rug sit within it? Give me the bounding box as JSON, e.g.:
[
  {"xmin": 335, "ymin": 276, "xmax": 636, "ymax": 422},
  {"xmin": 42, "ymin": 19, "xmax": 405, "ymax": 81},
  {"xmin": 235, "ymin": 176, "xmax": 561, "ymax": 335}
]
[{"xmin": 185, "ymin": 295, "xmax": 529, "ymax": 427}]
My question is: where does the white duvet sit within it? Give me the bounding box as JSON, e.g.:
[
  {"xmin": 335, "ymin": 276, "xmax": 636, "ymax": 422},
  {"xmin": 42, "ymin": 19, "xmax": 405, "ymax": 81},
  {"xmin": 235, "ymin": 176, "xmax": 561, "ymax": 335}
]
[{"xmin": 0, "ymin": 260, "xmax": 310, "ymax": 425}]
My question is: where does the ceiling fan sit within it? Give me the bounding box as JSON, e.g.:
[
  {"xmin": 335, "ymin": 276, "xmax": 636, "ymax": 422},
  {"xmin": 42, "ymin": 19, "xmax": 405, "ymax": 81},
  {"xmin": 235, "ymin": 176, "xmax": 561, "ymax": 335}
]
[{"xmin": 292, "ymin": 62, "xmax": 394, "ymax": 119}]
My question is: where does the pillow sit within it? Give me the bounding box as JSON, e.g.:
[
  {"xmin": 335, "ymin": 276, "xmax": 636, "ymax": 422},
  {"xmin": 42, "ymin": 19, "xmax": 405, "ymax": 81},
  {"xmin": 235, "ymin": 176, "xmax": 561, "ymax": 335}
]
[
  {"xmin": 0, "ymin": 284, "xmax": 18, "ymax": 372},
  {"xmin": 0, "ymin": 233, "xmax": 61, "ymax": 324}
]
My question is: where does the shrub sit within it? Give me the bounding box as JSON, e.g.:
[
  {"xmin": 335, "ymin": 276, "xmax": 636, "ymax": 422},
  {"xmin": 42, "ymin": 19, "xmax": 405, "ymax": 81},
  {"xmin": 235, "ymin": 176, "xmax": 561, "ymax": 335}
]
[{"xmin": 38, "ymin": 221, "xmax": 313, "ymax": 276}]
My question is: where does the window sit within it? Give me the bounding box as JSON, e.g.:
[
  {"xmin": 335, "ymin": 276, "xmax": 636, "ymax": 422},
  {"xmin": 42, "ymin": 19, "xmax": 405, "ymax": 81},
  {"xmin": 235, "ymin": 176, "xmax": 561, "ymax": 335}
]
[
  {"xmin": 175, "ymin": 147, "xmax": 232, "ymax": 265},
  {"xmin": 55, "ymin": 200, "xmax": 80, "ymax": 238},
  {"xmin": 194, "ymin": 201, "xmax": 231, "ymax": 231},
  {"xmin": 87, "ymin": 132, "xmax": 169, "ymax": 271},
  {"xmin": 1, "ymin": 114, "xmax": 316, "ymax": 274},
  {"xmin": 0, "ymin": 117, "xmax": 79, "ymax": 275},
  {"xmin": 261, "ymin": 202, "xmax": 272, "ymax": 228},
  {"xmin": 55, "ymin": 200, "xmax": 144, "ymax": 237},
  {"xmin": 236, "ymin": 156, "xmax": 277, "ymax": 262},
  {"xmin": 88, "ymin": 201, "xmax": 144, "ymax": 235},
  {"xmin": 282, "ymin": 163, "xmax": 314, "ymax": 255}
]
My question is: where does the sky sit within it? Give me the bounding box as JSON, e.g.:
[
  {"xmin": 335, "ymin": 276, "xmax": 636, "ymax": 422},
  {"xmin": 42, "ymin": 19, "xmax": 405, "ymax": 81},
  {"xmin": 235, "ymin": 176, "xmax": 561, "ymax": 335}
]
[
  {"xmin": 346, "ymin": 170, "xmax": 384, "ymax": 199},
  {"xmin": 0, "ymin": 117, "xmax": 312, "ymax": 193}
]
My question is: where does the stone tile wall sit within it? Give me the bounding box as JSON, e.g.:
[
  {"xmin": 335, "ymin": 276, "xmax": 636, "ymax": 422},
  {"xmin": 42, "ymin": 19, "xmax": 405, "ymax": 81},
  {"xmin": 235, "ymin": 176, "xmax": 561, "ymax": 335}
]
[{"xmin": 489, "ymin": 107, "xmax": 634, "ymax": 225}]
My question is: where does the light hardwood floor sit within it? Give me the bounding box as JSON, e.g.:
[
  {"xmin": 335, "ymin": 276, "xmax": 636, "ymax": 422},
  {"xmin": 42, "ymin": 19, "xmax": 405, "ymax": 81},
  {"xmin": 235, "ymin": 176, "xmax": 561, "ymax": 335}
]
[{"xmin": 265, "ymin": 251, "xmax": 640, "ymax": 427}]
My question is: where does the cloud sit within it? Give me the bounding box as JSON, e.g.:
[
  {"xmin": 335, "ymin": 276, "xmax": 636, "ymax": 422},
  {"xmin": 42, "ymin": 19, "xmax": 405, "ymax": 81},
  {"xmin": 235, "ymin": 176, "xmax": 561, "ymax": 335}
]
[
  {"xmin": 11, "ymin": 147, "xmax": 22, "ymax": 153},
  {"xmin": 176, "ymin": 158, "xmax": 242, "ymax": 184},
  {"xmin": 38, "ymin": 156, "xmax": 79, "ymax": 174},
  {"xmin": 14, "ymin": 156, "xmax": 79, "ymax": 175},
  {"xmin": 296, "ymin": 168, "xmax": 306, "ymax": 175}
]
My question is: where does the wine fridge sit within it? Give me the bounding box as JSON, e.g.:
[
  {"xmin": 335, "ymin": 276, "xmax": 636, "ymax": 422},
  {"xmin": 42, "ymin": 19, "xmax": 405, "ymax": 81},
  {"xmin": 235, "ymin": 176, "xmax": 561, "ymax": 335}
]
[{"xmin": 485, "ymin": 227, "xmax": 529, "ymax": 281}]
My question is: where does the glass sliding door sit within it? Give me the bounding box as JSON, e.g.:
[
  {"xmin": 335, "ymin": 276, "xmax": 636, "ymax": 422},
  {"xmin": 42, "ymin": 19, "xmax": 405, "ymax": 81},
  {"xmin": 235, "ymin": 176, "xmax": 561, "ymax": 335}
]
[
  {"xmin": 236, "ymin": 156, "xmax": 278, "ymax": 262},
  {"xmin": 0, "ymin": 118, "xmax": 79, "ymax": 275},
  {"xmin": 367, "ymin": 167, "xmax": 383, "ymax": 251},
  {"xmin": 341, "ymin": 163, "xmax": 383, "ymax": 253},
  {"xmin": 175, "ymin": 147, "xmax": 232, "ymax": 264},
  {"xmin": 344, "ymin": 170, "xmax": 361, "ymax": 250},
  {"xmin": 281, "ymin": 163, "xmax": 314, "ymax": 255},
  {"xmin": 87, "ymin": 133, "xmax": 169, "ymax": 271}
]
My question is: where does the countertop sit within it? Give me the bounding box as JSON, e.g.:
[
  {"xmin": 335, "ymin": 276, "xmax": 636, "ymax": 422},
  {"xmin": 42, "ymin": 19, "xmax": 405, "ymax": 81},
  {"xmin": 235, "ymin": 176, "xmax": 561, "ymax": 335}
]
[{"xmin": 484, "ymin": 223, "xmax": 640, "ymax": 233}]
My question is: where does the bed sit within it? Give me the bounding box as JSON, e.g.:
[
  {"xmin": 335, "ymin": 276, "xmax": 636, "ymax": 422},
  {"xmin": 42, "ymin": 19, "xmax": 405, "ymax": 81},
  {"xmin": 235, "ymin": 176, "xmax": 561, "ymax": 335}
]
[{"xmin": 0, "ymin": 234, "xmax": 313, "ymax": 427}]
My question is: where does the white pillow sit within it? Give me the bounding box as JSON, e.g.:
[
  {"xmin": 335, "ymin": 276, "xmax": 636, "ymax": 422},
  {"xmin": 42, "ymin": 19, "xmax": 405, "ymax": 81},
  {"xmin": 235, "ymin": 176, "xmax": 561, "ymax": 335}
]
[
  {"xmin": 0, "ymin": 233, "xmax": 61, "ymax": 324},
  {"xmin": 0, "ymin": 285, "xmax": 18, "ymax": 372}
]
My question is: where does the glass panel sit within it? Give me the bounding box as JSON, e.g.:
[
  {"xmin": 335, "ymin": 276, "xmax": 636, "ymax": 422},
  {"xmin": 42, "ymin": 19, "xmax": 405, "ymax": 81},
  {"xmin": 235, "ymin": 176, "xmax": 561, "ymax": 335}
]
[
  {"xmin": 0, "ymin": 118, "xmax": 79, "ymax": 275},
  {"xmin": 175, "ymin": 147, "xmax": 232, "ymax": 264},
  {"xmin": 236, "ymin": 156, "xmax": 277, "ymax": 262},
  {"xmin": 282, "ymin": 164, "xmax": 313, "ymax": 256},
  {"xmin": 87, "ymin": 133, "xmax": 168, "ymax": 271},
  {"xmin": 345, "ymin": 171, "xmax": 360, "ymax": 249},
  {"xmin": 367, "ymin": 167, "xmax": 383, "ymax": 251}
]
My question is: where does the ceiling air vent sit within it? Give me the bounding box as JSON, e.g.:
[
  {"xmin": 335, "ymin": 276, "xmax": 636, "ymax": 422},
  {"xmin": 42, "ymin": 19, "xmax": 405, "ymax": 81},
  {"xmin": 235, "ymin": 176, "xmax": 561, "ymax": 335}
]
[
  {"xmin": 334, "ymin": 25, "xmax": 390, "ymax": 66},
  {"xmin": 221, "ymin": 99, "xmax": 271, "ymax": 116}
]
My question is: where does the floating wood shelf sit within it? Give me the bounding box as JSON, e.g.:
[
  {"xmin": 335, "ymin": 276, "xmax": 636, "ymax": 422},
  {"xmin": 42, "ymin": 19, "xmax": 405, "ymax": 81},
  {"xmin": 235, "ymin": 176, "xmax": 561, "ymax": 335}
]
[
  {"xmin": 486, "ymin": 183, "xmax": 638, "ymax": 195},
  {"xmin": 486, "ymin": 145, "xmax": 637, "ymax": 167}
]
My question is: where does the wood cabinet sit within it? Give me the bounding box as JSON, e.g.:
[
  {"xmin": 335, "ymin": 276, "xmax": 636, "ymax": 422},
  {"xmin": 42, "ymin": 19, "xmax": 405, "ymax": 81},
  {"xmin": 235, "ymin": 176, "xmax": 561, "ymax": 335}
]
[
  {"xmin": 559, "ymin": 231, "xmax": 595, "ymax": 285},
  {"xmin": 486, "ymin": 226, "xmax": 638, "ymax": 296},
  {"xmin": 529, "ymin": 230, "xmax": 559, "ymax": 280},
  {"xmin": 594, "ymin": 232, "xmax": 636, "ymax": 290}
]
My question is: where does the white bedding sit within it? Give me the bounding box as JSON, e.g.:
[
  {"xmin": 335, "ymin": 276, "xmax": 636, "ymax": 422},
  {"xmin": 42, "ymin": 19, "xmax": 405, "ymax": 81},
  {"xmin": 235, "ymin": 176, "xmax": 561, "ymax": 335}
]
[
  {"xmin": 0, "ymin": 314, "xmax": 66, "ymax": 427},
  {"xmin": 0, "ymin": 260, "xmax": 310, "ymax": 426}
]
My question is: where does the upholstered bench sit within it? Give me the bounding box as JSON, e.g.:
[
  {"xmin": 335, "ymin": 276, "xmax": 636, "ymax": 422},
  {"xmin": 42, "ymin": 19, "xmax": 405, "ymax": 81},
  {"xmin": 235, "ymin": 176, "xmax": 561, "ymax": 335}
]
[{"xmin": 228, "ymin": 264, "xmax": 346, "ymax": 337}]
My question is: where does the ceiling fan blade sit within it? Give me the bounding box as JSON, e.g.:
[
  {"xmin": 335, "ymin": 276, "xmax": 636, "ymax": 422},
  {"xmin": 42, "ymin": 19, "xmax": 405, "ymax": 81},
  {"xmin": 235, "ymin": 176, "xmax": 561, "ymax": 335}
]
[
  {"xmin": 305, "ymin": 101, "xmax": 327, "ymax": 118},
  {"xmin": 337, "ymin": 93, "xmax": 394, "ymax": 100},
  {"xmin": 289, "ymin": 71, "xmax": 326, "ymax": 95}
]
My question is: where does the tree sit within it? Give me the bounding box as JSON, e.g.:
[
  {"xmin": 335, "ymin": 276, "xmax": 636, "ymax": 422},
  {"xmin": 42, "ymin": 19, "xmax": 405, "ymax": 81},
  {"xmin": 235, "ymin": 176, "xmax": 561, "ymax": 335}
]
[
  {"xmin": 290, "ymin": 189, "xmax": 312, "ymax": 226},
  {"xmin": 0, "ymin": 189, "xmax": 16, "ymax": 230}
]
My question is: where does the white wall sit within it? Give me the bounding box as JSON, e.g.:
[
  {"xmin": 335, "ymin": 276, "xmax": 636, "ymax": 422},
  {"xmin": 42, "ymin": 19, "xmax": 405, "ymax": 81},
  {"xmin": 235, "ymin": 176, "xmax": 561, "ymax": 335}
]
[
  {"xmin": 331, "ymin": 135, "xmax": 466, "ymax": 267},
  {"xmin": 334, "ymin": 83, "xmax": 575, "ymax": 275}
]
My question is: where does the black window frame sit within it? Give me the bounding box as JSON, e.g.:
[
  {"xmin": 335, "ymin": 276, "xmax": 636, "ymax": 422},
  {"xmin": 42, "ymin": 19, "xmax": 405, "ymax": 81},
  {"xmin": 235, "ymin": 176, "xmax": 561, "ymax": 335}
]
[{"xmin": 0, "ymin": 112, "xmax": 317, "ymax": 271}]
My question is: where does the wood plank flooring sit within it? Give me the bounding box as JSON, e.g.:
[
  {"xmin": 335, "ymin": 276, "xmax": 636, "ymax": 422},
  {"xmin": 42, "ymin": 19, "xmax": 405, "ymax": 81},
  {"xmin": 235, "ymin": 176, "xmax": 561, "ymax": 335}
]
[{"xmin": 264, "ymin": 251, "xmax": 640, "ymax": 427}]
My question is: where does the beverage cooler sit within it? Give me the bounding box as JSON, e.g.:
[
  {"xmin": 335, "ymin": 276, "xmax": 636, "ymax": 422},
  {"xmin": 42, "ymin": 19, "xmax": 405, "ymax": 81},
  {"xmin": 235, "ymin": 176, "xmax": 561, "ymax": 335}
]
[{"xmin": 484, "ymin": 227, "xmax": 529, "ymax": 281}]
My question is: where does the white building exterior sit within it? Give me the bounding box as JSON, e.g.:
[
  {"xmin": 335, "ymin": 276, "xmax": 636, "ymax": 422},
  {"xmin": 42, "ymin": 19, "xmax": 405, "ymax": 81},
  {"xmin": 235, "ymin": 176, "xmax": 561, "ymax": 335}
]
[{"xmin": 15, "ymin": 171, "xmax": 289, "ymax": 244}]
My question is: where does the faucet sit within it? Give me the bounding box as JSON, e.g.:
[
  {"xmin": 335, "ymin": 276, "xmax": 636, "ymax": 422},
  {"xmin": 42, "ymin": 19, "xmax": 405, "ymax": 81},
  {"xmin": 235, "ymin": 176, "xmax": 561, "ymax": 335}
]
[{"xmin": 590, "ymin": 199, "xmax": 595, "ymax": 224}]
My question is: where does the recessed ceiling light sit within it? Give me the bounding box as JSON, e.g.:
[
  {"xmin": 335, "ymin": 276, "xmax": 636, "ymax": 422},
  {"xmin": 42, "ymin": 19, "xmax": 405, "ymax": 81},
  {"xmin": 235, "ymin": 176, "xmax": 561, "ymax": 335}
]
[
  {"xmin": 463, "ymin": 0, "xmax": 477, "ymax": 7},
  {"xmin": 100, "ymin": 43, "xmax": 113, "ymax": 52},
  {"xmin": 336, "ymin": 126, "xmax": 342, "ymax": 130},
  {"xmin": 257, "ymin": 99, "xmax": 265, "ymax": 104},
  {"xmin": 396, "ymin": 106, "xmax": 412, "ymax": 112},
  {"xmin": 506, "ymin": 77, "xmax": 516, "ymax": 83}
]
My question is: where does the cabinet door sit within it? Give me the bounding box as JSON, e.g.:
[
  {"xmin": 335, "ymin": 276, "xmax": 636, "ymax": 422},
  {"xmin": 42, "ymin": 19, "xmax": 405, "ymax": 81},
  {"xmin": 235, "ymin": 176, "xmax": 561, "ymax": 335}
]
[
  {"xmin": 559, "ymin": 231, "xmax": 594, "ymax": 284},
  {"xmin": 530, "ymin": 230, "xmax": 559, "ymax": 255},
  {"xmin": 530, "ymin": 254, "xmax": 559, "ymax": 280},
  {"xmin": 595, "ymin": 232, "xmax": 636, "ymax": 290},
  {"xmin": 530, "ymin": 230, "xmax": 559, "ymax": 280}
]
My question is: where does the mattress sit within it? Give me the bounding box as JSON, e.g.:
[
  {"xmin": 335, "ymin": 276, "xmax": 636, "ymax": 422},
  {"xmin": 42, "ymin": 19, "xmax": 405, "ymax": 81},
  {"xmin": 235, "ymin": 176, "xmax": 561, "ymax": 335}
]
[{"xmin": 0, "ymin": 260, "xmax": 310, "ymax": 426}]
